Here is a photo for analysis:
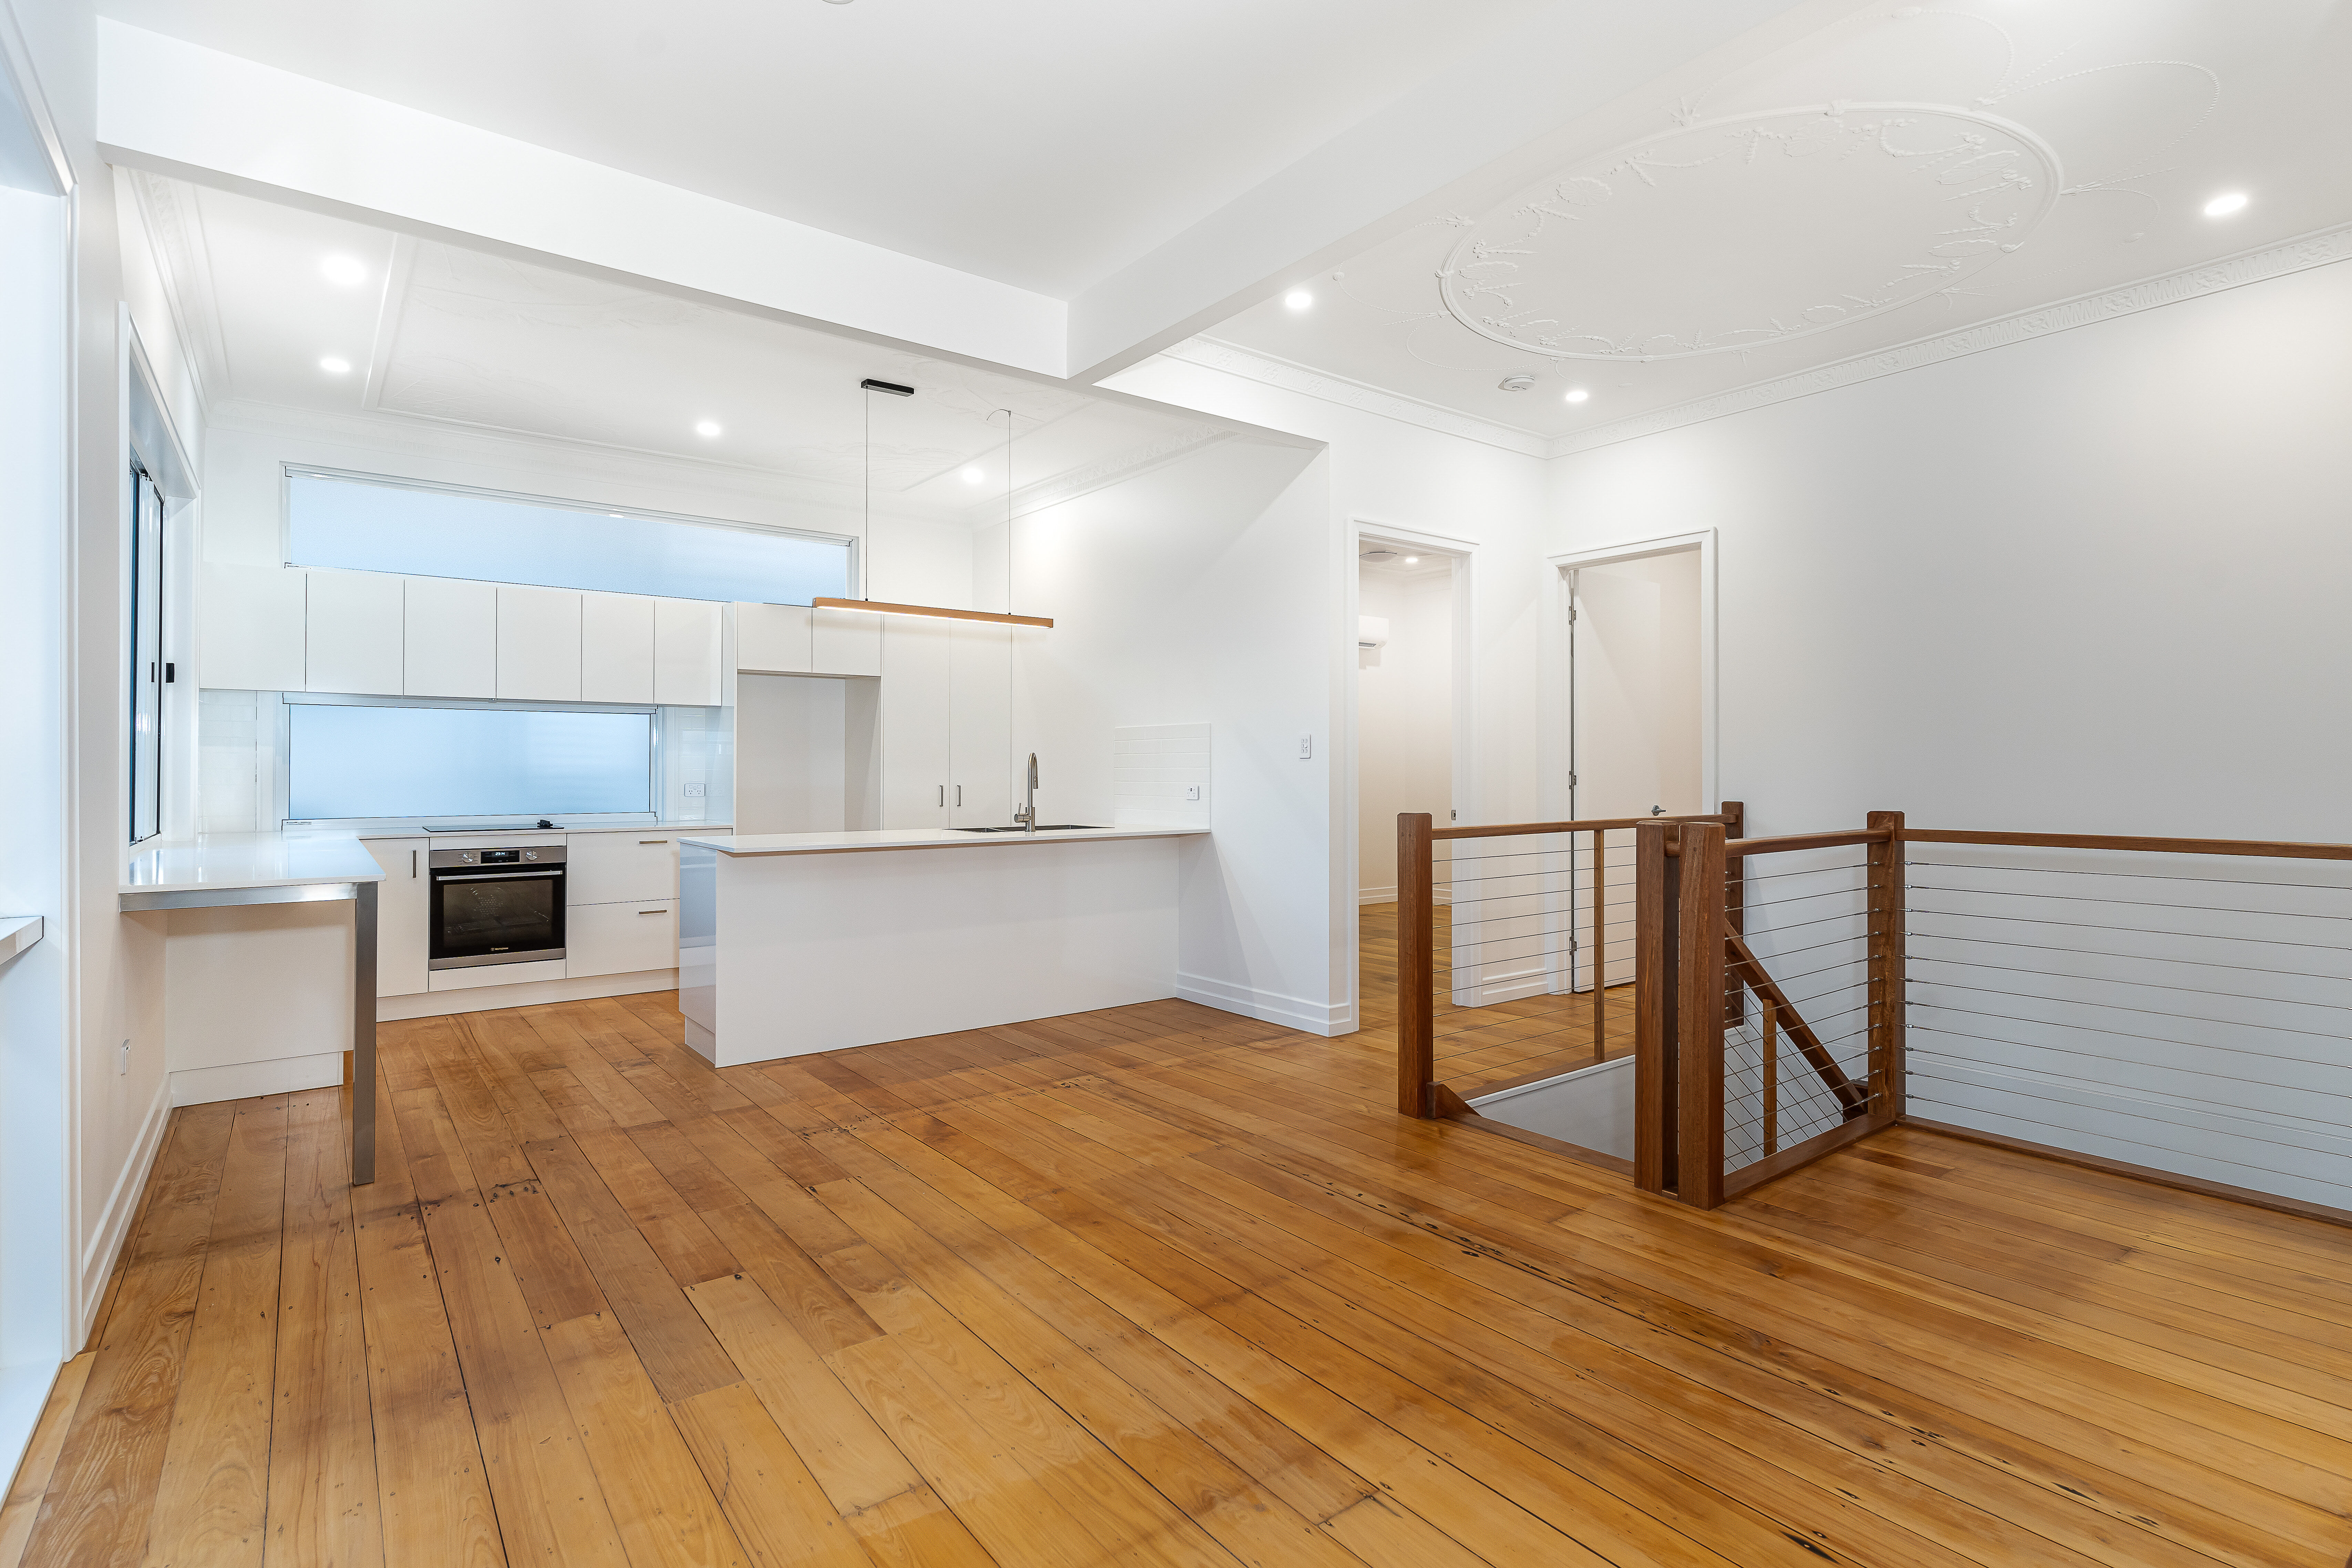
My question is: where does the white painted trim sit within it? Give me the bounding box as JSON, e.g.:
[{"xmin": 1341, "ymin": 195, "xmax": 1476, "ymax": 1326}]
[
  {"xmin": 1177, "ymin": 970, "xmax": 1350, "ymax": 1037},
  {"xmin": 1543, "ymin": 221, "xmax": 2352, "ymax": 456},
  {"xmin": 78, "ymin": 1073, "xmax": 171, "ymax": 1332},
  {"xmin": 170, "ymin": 1052, "xmax": 341, "ymax": 1107},
  {"xmin": 0, "ymin": 0, "xmax": 73, "ymax": 195},
  {"xmin": 1544, "ymin": 529, "xmax": 1719, "ymax": 827},
  {"xmin": 1452, "ymin": 968, "xmax": 1551, "ymax": 1007},
  {"xmin": 1348, "ymin": 517, "xmax": 1483, "ymax": 554},
  {"xmin": 1168, "ymin": 338, "xmax": 1548, "ymax": 457},
  {"xmin": 378, "ymin": 966, "xmax": 678, "ymax": 1021}
]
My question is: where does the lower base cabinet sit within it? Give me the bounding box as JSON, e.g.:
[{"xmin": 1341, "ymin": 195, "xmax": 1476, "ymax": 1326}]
[
  {"xmin": 567, "ymin": 899, "xmax": 678, "ymax": 977},
  {"xmin": 362, "ymin": 837, "xmax": 430, "ymax": 997}
]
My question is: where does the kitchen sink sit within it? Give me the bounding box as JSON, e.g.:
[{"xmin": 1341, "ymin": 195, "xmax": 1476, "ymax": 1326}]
[{"xmin": 950, "ymin": 824, "xmax": 1109, "ymax": 832}]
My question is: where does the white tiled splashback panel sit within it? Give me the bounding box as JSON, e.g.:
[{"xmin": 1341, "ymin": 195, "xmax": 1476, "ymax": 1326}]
[{"xmin": 1113, "ymin": 723, "xmax": 1210, "ymax": 829}]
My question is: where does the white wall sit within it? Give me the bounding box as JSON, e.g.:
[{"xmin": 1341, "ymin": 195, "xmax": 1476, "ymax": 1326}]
[
  {"xmin": 0, "ymin": 122, "xmax": 73, "ymax": 1474},
  {"xmin": 1103, "ymin": 355, "xmax": 1553, "ymax": 1027},
  {"xmin": 1547, "ymin": 254, "xmax": 2352, "ymax": 1204},
  {"xmin": 1355, "ymin": 569, "xmax": 1453, "ymax": 902},
  {"xmin": 1548, "ymin": 257, "xmax": 2352, "ymax": 840},
  {"xmin": 983, "ymin": 437, "xmax": 1339, "ymax": 1031}
]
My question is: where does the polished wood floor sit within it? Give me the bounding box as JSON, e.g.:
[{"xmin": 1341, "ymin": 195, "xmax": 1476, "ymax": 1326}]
[
  {"xmin": 1359, "ymin": 901, "xmax": 1633, "ymax": 1095},
  {"xmin": 9, "ymin": 946, "xmax": 2352, "ymax": 1565}
]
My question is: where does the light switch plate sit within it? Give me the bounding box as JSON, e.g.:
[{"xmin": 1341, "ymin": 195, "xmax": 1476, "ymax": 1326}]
[{"xmin": 1297, "ymin": 733, "xmax": 1313, "ymax": 760}]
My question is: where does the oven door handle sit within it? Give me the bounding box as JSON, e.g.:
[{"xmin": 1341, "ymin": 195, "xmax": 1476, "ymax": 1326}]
[{"xmin": 434, "ymin": 871, "xmax": 566, "ymax": 881}]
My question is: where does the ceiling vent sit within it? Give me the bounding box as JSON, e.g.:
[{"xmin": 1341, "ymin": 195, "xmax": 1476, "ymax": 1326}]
[
  {"xmin": 1359, "ymin": 546, "xmax": 1400, "ymax": 562},
  {"xmin": 1498, "ymin": 373, "xmax": 1538, "ymax": 392}
]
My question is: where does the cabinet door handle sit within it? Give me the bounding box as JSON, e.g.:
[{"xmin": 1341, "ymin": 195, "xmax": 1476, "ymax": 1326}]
[
  {"xmin": 937, "ymin": 785, "xmax": 943, "ymax": 807},
  {"xmin": 639, "ymin": 908, "xmax": 669, "ymax": 915},
  {"xmin": 411, "ymin": 850, "xmax": 417, "ymax": 877},
  {"xmin": 956, "ymin": 785, "xmax": 963, "ymax": 807}
]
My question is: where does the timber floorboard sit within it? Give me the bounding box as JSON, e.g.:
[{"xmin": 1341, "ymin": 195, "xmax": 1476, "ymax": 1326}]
[{"xmin": 11, "ymin": 925, "xmax": 2352, "ymax": 1567}]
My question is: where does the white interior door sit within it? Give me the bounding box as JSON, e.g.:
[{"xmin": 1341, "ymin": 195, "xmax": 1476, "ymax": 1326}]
[{"xmin": 1570, "ymin": 549, "xmax": 1703, "ymax": 991}]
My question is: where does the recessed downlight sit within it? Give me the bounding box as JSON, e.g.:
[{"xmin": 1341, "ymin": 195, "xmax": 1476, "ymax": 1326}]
[
  {"xmin": 1284, "ymin": 289, "xmax": 1313, "ymax": 310},
  {"xmin": 695, "ymin": 419, "xmax": 722, "ymax": 438},
  {"xmin": 319, "ymin": 356, "xmax": 352, "ymax": 375},
  {"xmin": 1401, "ymin": 556, "xmax": 1421, "ymax": 566},
  {"xmin": 961, "ymin": 467, "xmax": 986, "ymax": 484},
  {"xmin": 320, "ymin": 255, "xmax": 367, "ymax": 286},
  {"xmin": 1564, "ymin": 387, "xmax": 1590, "ymax": 403},
  {"xmin": 2203, "ymin": 191, "xmax": 2249, "ymax": 218}
]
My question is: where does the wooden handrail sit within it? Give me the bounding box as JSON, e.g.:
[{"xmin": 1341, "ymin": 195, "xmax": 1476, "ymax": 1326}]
[
  {"xmin": 1724, "ymin": 932, "xmax": 1869, "ymax": 1119},
  {"xmin": 1435, "ymin": 813, "xmax": 1727, "ymax": 842},
  {"xmin": 1725, "ymin": 828, "xmax": 1889, "ymax": 859},
  {"xmin": 1902, "ymin": 828, "xmax": 2352, "ymax": 861}
]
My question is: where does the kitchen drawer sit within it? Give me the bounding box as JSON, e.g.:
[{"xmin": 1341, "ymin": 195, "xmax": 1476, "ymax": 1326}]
[
  {"xmin": 566, "ymin": 900, "xmax": 678, "ymax": 978},
  {"xmin": 566, "ymin": 832, "xmax": 679, "ymax": 904}
]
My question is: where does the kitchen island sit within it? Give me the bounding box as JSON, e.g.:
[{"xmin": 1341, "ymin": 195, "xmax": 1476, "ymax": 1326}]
[{"xmin": 676, "ymin": 826, "xmax": 1208, "ymax": 1066}]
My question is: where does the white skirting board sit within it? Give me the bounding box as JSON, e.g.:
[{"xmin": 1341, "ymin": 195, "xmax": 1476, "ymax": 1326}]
[
  {"xmin": 1175, "ymin": 970, "xmax": 1350, "ymax": 1036},
  {"xmin": 1469, "ymin": 1056, "xmax": 1635, "ymax": 1160},
  {"xmin": 380, "ymin": 967, "xmax": 679, "ymax": 1021},
  {"xmin": 170, "ymin": 1052, "xmax": 344, "ymax": 1107},
  {"xmin": 79, "ymin": 1074, "xmax": 171, "ymax": 1334}
]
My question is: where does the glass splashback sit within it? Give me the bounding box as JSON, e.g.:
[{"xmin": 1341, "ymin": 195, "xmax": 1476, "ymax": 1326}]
[{"xmin": 289, "ymin": 703, "xmax": 654, "ymax": 820}]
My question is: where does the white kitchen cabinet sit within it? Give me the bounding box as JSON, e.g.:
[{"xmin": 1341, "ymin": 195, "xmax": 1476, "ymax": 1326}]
[
  {"xmin": 582, "ymin": 592, "xmax": 655, "ymax": 703},
  {"xmin": 403, "ymin": 576, "xmax": 496, "ymax": 698},
  {"xmin": 565, "ymin": 899, "xmax": 678, "ymax": 978},
  {"xmin": 361, "ymin": 836, "xmax": 430, "ymax": 997},
  {"xmin": 201, "ymin": 562, "xmax": 307, "ymax": 690},
  {"xmin": 306, "ymin": 570, "xmax": 406, "ymax": 696},
  {"xmin": 566, "ymin": 831, "xmax": 678, "ymax": 905},
  {"xmin": 653, "ymin": 597, "xmax": 722, "ymax": 706},
  {"xmin": 496, "ymin": 584, "xmax": 583, "ymax": 701},
  {"xmin": 735, "ymin": 602, "xmax": 811, "ymax": 673},
  {"xmin": 880, "ymin": 616, "xmax": 953, "ymax": 827},
  {"xmin": 812, "ymin": 604, "xmax": 882, "ymax": 677},
  {"xmin": 951, "ymin": 618, "xmax": 1015, "ymax": 827}
]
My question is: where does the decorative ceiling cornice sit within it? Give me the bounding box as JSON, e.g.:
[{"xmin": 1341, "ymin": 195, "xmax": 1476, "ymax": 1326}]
[
  {"xmin": 125, "ymin": 167, "xmax": 231, "ymax": 405},
  {"xmin": 1159, "ymin": 339, "xmax": 1549, "ymax": 458},
  {"xmin": 1545, "ymin": 217, "xmax": 2352, "ymax": 457}
]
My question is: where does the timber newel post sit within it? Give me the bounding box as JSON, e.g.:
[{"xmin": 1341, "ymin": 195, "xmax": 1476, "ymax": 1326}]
[
  {"xmin": 1866, "ymin": 809, "xmax": 1907, "ymax": 1124},
  {"xmin": 1397, "ymin": 812, "xmax": 1436, "ymax": 1117},
  {"xmin": 1675, "ymin": 821, "xmax": 1728, "ymax": 1209},
  {"xmin": 1633, "ymin": 821, "xmax": 1674, "ymax": 1193}
]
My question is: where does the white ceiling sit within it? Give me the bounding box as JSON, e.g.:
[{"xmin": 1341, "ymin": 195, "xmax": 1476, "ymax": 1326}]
[
  {"xmin": 94, "ymin": 0, "xmax": 1549, "ymax": 298},
  {"xmin": 1201, "ymin": 0, "xmax": 2352, "ymax": 443},
  {"xmin": 140, "ymin": 175, "xmax": 1217, "ymax": 514}
]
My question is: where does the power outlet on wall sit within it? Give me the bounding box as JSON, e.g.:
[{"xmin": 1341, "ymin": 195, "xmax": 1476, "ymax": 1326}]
[
  {"xmin": 1297, "ymin": 734, "xmax": 1313, "ymax": 760},
  {"xmin": 683, "ymin": 782, "xmax": 706, "ymax": 799},
  {"xmin": 1185, "ymin": 785, "xmax": 1202, "ymax": 802},
  {"xmin": 119, "ymin": 1039, "xmax": 130, "ymax": 1075}
]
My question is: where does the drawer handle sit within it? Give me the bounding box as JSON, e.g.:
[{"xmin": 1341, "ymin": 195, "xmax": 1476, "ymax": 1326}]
[
  {"xmin": 639, "ymin": 839, "xmax": 669, "ymax": 845},
  {"xmin": 639, "ymin": 908, "xmax": 669, "ymax": 915}
]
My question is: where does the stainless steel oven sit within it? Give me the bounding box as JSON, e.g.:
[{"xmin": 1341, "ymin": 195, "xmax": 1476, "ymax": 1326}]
[{"xmin": 428, "ymin": 845, "xmax": 566, "ymax": 970}]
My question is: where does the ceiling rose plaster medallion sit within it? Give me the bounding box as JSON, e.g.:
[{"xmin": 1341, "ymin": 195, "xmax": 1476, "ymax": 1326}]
[{"xmin": 1439, "ymin": 104, "xmax": 2062, "ymax": 360}]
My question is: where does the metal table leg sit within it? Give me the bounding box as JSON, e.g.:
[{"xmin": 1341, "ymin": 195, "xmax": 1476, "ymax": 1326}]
[{"xmin": 352, "ymin": 880, "xmax": 377, "ymax": 1185}]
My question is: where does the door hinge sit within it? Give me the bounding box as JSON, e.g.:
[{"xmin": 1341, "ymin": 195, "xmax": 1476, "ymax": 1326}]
[
  {"xmin": 1568, "ymin": 771, "xmax": 1578, "ymax": 788},
  {"xmin": 1566, "ymin": 605, "xmax": 1576, "ymax": 624}
]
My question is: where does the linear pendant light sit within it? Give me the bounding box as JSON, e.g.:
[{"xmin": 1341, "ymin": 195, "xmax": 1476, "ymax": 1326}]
[{"xmin": 832, "ymin": 379, "xmax": 1053, "ymax": 628}]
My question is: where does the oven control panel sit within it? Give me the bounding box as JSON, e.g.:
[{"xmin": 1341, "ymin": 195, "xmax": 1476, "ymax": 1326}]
[{"xmin": 429, "ymin": 846, "xmax": 568, "ymax": 869}]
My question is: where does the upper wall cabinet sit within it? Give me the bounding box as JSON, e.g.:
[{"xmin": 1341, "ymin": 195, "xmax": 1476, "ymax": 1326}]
[
  {"xmin": 812, "ymin": 605, "xmax": 883, "ymax": 678},
  {"xmin": 201, "ymin": 563, "xmax": 307, "ymax": 691},
  {"xmin": 497, "ymin": 584, "xmax": 583, "ymax": 701},
  {"xmin": 583, "ymin": 592, "xmax": 656, "ymax": 704},
  {"xmin": 306, "ymin": 570, "xmax": 405, "ymax": 696},
  {"xmin": 200, "ymin": 562, "xmax": 729, "ymax": 706},
  {"xmin": 736, "ymin": 602, "xmax": 811, "ymax": 674},
  {"xmin": 403, "ymin": 576, "xmax": 496, "ymax": 699},
  {"xmin": 653, "ymin": 598, "xmax": 722, "ymax": 707}
]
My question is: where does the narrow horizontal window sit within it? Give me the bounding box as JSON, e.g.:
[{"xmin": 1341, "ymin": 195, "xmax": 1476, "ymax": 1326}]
[
  {"xmin": 287, "ymin": 469, "xmax": 850, "ymax": 605},
  {"xmin": 289, "ymin": 703, "xmax": 653, "ymax": 820}
]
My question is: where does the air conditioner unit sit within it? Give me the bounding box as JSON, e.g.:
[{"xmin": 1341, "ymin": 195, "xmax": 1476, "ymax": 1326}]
[{"xmin": 1357, "ymin": 615, "xmax": 1389, "ymax": 650}]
